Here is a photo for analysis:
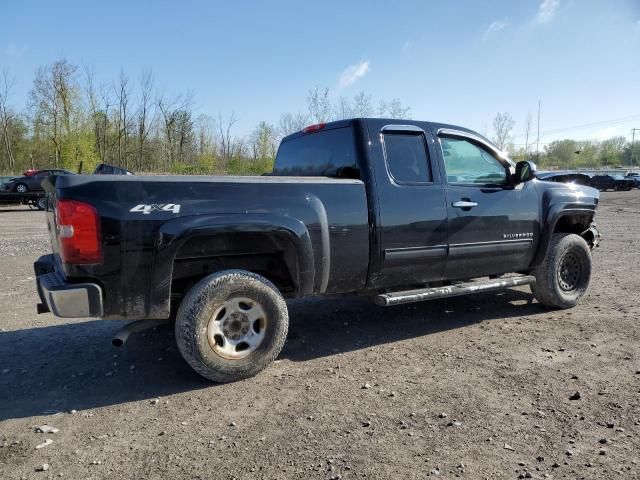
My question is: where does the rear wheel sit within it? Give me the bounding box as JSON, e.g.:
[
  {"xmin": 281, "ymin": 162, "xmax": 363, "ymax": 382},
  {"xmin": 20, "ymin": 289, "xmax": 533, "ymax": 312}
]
[
  {"xmin": 175, "ymin": 270, "xmax": 288, "ymax": 382},
  {"xmin": 531, "ymin": 233, "xmax": 591, "ymax": 309},
  {"xmin": 36, "ymin": 197, "xmax": 46, "ymax": 210}
]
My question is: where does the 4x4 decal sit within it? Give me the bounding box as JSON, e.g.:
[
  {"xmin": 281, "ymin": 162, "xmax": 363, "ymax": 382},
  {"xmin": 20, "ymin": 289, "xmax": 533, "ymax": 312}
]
[{"xmin": 129, "ymin": 204, "xmax": 181, "ymax": 215}]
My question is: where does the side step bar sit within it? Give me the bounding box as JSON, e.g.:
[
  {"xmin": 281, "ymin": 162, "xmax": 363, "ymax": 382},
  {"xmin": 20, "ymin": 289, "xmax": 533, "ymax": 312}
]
[{"xmin": 374, "ymin": 275, "xmax": 536, "ymax": 307}]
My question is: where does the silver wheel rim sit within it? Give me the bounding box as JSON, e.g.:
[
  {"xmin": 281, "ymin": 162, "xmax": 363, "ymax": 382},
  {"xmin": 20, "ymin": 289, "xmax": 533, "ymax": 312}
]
[
  {"xmin": 37, "ymin": 198, "xmax": 46, "ymax": 209},
  {"xmin": 16, "ymin": 184, "xmax": 27, "ymax": 193},
  {"xmin": 207, "ymin": 297, "xmax": 267, "ymax": 359}
]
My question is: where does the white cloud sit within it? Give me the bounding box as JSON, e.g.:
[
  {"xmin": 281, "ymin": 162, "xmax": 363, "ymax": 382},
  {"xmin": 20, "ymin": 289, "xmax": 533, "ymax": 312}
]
[
  {"xmin": 402, "ymin": 41, "xmax": 411, "ymax": 51},
  {"xmin": 482, "ymin": 19, "xmax": 510, "ymax": 40},
  {"xmin": 5, "ymin": 42, "xmax": 28, "ymax": 58},
  {"xmin": 536, "ymin": 0, "xmax": 560, "ymax": 24},
  {"xmin": 338, "ymin": 60, "xmax": 370, "ymax": 88}
]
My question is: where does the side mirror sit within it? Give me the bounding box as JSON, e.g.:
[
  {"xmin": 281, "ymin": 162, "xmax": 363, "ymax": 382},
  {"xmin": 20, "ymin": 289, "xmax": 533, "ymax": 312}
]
[{"xmin": 514, "ymin": 160, "xmax": 537, "ymax": 184}]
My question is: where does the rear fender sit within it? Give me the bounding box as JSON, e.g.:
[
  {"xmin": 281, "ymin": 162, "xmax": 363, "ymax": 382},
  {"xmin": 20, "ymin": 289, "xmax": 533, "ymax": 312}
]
[{"xmin": 147, "ymin": 213, "xmax": 314, "ymax": 318}]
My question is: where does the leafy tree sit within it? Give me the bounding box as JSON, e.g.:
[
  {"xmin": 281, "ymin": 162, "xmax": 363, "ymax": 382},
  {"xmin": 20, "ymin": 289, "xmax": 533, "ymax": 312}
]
[{"xmin": 544, "ymin": 139, "xmax": 579, "ymax": 169}]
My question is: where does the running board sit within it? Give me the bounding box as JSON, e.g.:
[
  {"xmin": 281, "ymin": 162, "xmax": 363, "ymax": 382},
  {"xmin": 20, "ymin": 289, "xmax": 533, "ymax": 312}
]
[{"xmin": 374, "ymin": 275, "xmax": 536, "ymax": 307}]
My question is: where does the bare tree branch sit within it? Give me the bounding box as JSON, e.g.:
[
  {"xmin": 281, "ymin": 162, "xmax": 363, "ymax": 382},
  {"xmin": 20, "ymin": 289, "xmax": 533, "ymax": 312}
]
[
  {"xmin": 0, "ymin": 69, "xmax": 16, "ymax": 169},
  {"xmin": 492, "ymin": 112, "xmax": 515, "ymax": 150}
]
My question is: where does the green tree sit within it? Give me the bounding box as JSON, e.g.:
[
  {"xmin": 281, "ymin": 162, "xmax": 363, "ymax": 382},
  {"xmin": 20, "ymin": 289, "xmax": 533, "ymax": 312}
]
[
  {"xmin": 544, "ymin": 139, "xmax": 579, "ymax": 169},
  {"xmin": 598, "ymin": 136, "xmax": 626, "ymax": 167}
]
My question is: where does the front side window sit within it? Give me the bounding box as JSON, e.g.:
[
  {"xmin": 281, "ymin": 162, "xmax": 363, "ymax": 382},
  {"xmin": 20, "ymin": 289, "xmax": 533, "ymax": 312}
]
[
  {"xmin": 440, "ymin": 137, "xmax": 507, "ymax": 185},
  {"xmin": 383, "ymin": 133, "xmax": 431, "ymax": 184}
]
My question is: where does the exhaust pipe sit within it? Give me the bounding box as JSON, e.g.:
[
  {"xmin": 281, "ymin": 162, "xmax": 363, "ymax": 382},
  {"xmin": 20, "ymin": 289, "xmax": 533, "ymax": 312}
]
[{"xmin": 112, "ymin": 319, "xmax": 171, "ymax": 347}]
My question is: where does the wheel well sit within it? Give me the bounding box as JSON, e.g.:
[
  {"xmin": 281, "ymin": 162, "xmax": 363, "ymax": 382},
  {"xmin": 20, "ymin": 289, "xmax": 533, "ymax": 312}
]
[
  {"xmin": 169, "ymin": 232, "xmax": 297, "ymax": 304},
  {"xmin": 554, "ymin": 214, "xmax": 595, "ymax": 245}
]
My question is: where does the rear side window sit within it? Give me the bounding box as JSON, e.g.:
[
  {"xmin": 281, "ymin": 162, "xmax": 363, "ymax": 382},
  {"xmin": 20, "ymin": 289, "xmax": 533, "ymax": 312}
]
[
  {"xmin": 383, "ymin": 133, "xmax": 432, "ymax": 183},
  {"xmin": 273, "ymin": 127, "xmax": 358, "ymax": 177}
]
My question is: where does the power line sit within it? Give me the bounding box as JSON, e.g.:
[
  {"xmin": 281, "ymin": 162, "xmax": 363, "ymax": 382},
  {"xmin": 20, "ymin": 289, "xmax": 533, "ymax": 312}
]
[{"xmin": 512, "ymin": 113, "xmax": 640, "ymax": 140}]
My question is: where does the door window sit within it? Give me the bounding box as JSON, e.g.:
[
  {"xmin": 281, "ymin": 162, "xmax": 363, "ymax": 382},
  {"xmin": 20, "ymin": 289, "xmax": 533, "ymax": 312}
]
[
  {"xmin": 383, "ymin": 133, "xmax": 432, "ymax": 184},
  {"xmin": 440, "ymin": 137, "xmax": 507, "ymax": 185}
]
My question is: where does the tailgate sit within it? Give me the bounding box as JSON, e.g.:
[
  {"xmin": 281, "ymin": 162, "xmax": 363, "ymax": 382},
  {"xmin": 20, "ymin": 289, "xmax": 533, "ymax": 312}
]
[{"xmin": 42, "ymin": 176, "xmax": 60, "ymax": 256}]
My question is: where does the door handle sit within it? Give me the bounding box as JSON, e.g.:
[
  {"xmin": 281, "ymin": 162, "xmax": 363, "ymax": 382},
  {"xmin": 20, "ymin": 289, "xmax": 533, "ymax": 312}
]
[{"xmin": 452, "ymin": 200, "xmax": 478, "ymax": 208}]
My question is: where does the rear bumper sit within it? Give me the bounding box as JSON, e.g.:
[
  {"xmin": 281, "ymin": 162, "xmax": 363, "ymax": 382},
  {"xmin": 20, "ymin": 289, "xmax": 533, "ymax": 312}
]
[{"xmin": 34, "ymin": 254, "xmax": 103, "ymax": 318}]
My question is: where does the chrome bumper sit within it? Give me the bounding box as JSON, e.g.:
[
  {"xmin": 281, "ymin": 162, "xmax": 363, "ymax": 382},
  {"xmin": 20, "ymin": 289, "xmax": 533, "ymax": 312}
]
[{"xmin": 35, "ymin": 255, "xmax": 103, "ymax": 318}]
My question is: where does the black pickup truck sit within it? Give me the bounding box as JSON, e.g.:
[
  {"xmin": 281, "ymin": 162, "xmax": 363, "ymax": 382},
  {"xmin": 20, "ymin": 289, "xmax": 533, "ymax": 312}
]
[{"xmin": 35, "ymin": 118, "xmax": 600, "ymax": 382}]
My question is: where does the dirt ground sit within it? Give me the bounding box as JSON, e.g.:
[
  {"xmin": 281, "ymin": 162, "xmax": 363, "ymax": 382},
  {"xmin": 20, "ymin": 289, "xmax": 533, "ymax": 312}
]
[{"xmin": 0, "ymin": 191, "xmax": 638, "ymax": 480}]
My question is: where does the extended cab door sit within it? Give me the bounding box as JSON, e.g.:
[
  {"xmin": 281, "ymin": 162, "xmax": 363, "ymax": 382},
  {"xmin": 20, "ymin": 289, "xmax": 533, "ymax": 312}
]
[
  {"xmin": 367, "ymin": 122, "xmax": 448, "ymax": 288},
  {"xmin": 434, "ymin": 128, "xmax": 540, "ymax": 280}
]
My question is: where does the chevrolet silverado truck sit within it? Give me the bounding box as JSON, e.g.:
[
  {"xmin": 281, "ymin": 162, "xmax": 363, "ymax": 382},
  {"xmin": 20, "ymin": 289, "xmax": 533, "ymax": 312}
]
[{"xmin": 34, "ymin": 118, "xmax": 600, "ymax": 382}]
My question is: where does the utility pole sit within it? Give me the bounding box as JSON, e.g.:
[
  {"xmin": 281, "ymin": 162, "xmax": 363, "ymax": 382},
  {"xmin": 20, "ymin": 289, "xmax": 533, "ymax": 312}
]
[
  {"xmin": 632, "ymin": 128, "xmax": 640, "ymax": 166},
  {"xmin": 536, "ymin": 100, "xmax": 541, "ymax": 164}
]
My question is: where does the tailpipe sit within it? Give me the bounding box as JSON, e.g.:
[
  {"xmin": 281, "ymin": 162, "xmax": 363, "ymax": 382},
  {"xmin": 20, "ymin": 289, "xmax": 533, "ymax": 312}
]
[{"xmin": 112, "ymin": 319, "xmax": 171, "ymax": 347}]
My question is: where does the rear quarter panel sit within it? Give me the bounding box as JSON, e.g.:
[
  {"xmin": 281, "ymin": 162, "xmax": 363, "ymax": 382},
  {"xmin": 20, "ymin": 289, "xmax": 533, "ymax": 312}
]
[{"xmin": 51, "ymin": 175, "xmax": 369, "ymax": 319}]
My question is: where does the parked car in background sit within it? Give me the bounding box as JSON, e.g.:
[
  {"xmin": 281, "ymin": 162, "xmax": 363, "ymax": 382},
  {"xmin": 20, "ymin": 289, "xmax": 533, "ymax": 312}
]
[
  {"xmin": 625, "ymin": 172, "xmax": 640, "ymax": 188},
  {"xmin": 1, "ymin": 175, "xmax": 48, "ymax": 210},
  {"xmin": 93, "ymin": 163, "xmax": 134, "ymax": 175},
  {"xmin": 2, "ymin": 169, "xmax": 75, "ymax": 193},
  {"xmin": 611, "ymin": 174, "xmax": 635, "ymax": 191},
  {"xmin": 590, "ymin": 174, "xmax": 634, "ymax": 191},
  {"xmin": 0, "ymin": 176, "xmax": 17, "ymax": 190},
  {"xmin": 537, "ymin": 171, "xmax": 593, "ymax": 187}
]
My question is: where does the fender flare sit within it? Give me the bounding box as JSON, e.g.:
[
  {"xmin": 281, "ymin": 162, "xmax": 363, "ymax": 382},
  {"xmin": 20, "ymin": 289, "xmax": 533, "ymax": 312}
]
[
  {"xmin": 146, "ymin": 213, "xmax": 314, "ymax": 318},
  {"xmin": 530, "ymin": 205, "xmax": 596, "ymax": 268}
]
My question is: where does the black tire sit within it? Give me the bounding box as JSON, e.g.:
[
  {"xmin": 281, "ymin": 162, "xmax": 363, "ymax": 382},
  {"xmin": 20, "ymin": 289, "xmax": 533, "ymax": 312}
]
[
  {"xmin": 531, "ymin": 233, "xmax": 591, "ymax": 309},
  {"xmin": 36, "ymin": 197, "xmax": 46, "ymax": 210},
  {"xmin": 175, "ymin": 269, "xmax": 288, "ymax": 382},
  {"xmin": 15, "ymin": 183, "xmax": 28, "ymax": 193}
]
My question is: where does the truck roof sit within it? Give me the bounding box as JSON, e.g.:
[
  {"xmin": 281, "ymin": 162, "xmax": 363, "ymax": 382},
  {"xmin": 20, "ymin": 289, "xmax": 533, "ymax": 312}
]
[{"xmin": 282, "ymin": 117, "xmax": 496, "ymax": 149}]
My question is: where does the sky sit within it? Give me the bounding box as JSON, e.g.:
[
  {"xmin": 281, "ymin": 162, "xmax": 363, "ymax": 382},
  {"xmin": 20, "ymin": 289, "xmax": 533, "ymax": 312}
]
[{"xmin": 1, "ymin": 0, "xmax": 639, "ymax": 146}]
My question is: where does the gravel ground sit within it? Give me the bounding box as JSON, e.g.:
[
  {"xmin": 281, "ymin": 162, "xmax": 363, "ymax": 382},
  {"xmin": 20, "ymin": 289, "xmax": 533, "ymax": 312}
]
[{"xmin": 0, "ymin": 192, "xmax": 639, "ymax": 479}]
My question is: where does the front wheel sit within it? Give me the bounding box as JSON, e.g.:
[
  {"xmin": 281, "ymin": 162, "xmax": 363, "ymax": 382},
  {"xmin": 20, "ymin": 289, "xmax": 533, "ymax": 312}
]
[
  {"xmin": 15, "ymin": 183, "xmax": 28, "ymax": 193},
  {"xmin": 175, "ymin": 270, "xmax": 289, "ymax": 382},
  {"xmin": 531, "ymin": 233, "xmax": 592, "ymax": 309}
]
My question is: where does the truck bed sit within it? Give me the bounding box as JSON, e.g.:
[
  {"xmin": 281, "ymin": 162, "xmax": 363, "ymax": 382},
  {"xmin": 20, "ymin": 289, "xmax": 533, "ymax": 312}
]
[{"xmin": 44, "ymin": 174, "xmax": 370, "ymax": 319}]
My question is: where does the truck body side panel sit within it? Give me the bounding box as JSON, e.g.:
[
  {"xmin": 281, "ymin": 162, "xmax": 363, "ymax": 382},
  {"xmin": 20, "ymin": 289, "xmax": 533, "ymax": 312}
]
[{"xmin": 49, "ymin": 175, "xmax": 369, "ymax": 319}]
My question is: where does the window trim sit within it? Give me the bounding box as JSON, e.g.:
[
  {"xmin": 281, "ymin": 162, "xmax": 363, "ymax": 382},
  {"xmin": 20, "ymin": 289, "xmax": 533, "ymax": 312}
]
[
  {"xmin": 437, "ymin": 129, "xmax": 514, "ymax": 187},
  {"xmin": 380, "ymin": 126, "xmax": 434, "ymax": 186},
  {"xmin": 437, "ymin": 128, "xmax": 514, "ymax": 168}
]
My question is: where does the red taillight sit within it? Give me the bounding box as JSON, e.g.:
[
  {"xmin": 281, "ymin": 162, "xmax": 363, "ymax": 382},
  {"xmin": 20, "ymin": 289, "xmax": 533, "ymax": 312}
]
[
  {"xmin": 56, "ymin": 199, "xmax": 102, "ymax": 264},
  {"xmin": 303, "ymin": 123, "xmax": 325, "ymax": 133}
]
